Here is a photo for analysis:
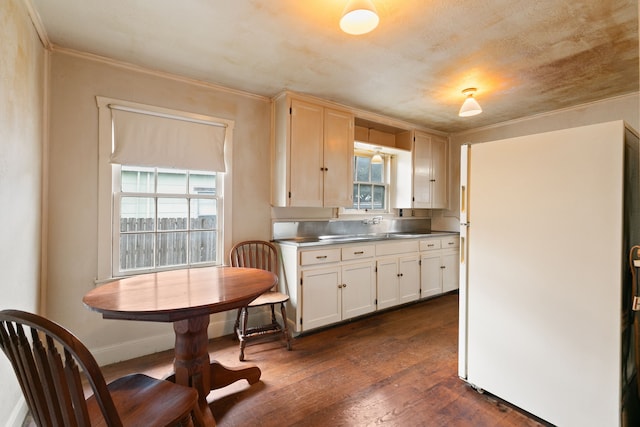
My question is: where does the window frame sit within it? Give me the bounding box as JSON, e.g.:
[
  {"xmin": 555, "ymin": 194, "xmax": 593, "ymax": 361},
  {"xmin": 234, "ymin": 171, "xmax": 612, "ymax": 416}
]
[
  {"xmin": 112, "ymin": 167, "xmax": 223, "ymax": 276},
  {"xmin": 96, "ymin": 97, "xmax": 234, "ymax": 283},
  {"xmin": 347, "ymin": 149, "xmax": 390, "ymax": 214}
]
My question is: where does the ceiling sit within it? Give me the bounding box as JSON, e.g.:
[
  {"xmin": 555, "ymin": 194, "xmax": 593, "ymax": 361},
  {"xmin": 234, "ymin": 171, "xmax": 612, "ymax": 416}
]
[{"xmin": 30, "ymin": 0, "xmax": 639, "ymax": 133}]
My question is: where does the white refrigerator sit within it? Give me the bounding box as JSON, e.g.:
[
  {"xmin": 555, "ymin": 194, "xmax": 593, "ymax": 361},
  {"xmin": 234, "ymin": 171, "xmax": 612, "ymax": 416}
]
[{"xmin": 458, "ymin": 121, "xmax": 640, "ymax": 426}]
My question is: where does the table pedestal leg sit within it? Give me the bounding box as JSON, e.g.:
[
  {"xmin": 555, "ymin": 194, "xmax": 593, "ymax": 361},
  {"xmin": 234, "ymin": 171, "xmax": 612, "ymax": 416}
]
[
  {"xmin": 172, "ymin": 315, "xmax": 263, "ymax": 426},
  {"xmin": 210, "ymin": 359, "xmax": 261, "ymax": 390},
  {"xmin": 174, "ymin": 315, "xmax": 216, "ymax": 426}
]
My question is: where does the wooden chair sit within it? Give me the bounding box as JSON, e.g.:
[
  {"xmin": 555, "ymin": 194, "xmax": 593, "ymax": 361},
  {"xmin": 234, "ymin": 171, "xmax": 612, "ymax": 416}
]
[
  {"xmin": 229, "ymin": 240, "xmax": 292, "ymax": 361},
  {"xmin": 0, "ymin": 309, "xmax": 205, "ymax": 427}
]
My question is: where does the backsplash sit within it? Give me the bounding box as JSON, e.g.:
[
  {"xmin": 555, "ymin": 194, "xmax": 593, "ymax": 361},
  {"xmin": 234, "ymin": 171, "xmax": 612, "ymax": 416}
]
[{"xmin": 272, "ymin": 218, "xmax": 431, "ymax": 240}]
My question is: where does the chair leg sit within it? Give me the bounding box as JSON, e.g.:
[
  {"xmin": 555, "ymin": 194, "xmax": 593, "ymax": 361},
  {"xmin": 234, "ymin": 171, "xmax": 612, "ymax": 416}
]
[
  {"xmin": 189, "ymin": 398, "xmax": 206, "ymax": 427},
  {"xmin": 239, "ymin": 307, "xmax": 248, "ymax": 361},
  {"xmin": 234, "ymin": 308, "xmax": 242, "ymax": 339},
  {"xmin": 280, "ymin": 302, "xmax": 292, "ymax": 351},
  {"xmin": 270, "ymin": 304, "xmax": 277, "ymax": 324}
]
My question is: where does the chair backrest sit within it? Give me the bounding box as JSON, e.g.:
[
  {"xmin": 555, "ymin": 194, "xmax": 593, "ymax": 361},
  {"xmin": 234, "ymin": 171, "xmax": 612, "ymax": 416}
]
[
  {"xmin": 229, "ymin": 240, "xmax": 279, "ymax": 276},
  {"xmin": 0, "ymin": 309, "xmax": 123, "ymax": 427}
]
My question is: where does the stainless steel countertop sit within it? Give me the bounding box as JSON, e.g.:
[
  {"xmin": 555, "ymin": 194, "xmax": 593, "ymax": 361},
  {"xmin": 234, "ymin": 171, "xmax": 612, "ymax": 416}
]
[{"xmin": 274, "ymin": 231, "xmax": 459, "ymax": 247}]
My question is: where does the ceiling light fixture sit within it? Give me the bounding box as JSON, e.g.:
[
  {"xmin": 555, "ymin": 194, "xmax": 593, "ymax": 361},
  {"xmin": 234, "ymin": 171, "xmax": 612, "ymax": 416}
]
[
  {"xmin": 458, "ymin": 88, "xmax": 483, "ymax": 117},
  {"xmin": 371, "ymin": 150, "xmax": 383, "ymax": 164},
  {"xmin": 340, "ymin": 0, "xmax": 379, "ymax": 35}
]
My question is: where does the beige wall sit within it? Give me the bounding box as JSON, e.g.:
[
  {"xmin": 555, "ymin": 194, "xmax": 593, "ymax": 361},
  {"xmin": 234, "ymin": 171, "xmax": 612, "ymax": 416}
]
[
  {"xmin": 0, "ymin": 0, "xmax": 45, "ymax": 422},
  {"xmin": 45, "ymin": 51, "xmax": 272, "ymax": 364},
  {"xmin": 431, "ymin": 93, "xmax": 640, "ymax": 232}
]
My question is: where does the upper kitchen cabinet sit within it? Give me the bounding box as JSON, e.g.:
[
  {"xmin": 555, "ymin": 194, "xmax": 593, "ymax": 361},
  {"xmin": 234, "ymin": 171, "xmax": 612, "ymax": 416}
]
[
  {"xmin": 272, "ymin": 93, "xmax": 354, "ymax": 207},
  {"xmin": 394, "ymin": 130, "xmax": 448, "ymax": 209}
]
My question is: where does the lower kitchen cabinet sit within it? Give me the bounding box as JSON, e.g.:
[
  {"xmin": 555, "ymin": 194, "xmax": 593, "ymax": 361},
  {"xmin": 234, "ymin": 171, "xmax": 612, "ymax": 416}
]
[
  {"xmin": 277, "ymin": 235, "xmax": 458, "ymax": 334},
  {"xmin": 300, "ymin": 266, "xmax": 341, "ymax": 331},
  {"xmin": 377, "ymin": 255, "xmax": 420, "ymax": 309},
  {"xmin": 420, "ymin": 236, "xmax": 460, "ymax": 297},
  {"xmin": 441, "ymin": 249, "xmax": 459, "ymax": 292},
  {"xmin": 300, "ymin": 261, "xmax": 376, "ymax": 331},
  {"xmin": 341, "ymin": 261, "xmax": 376, "ymax": 319},
  {"xmin": 420, "ymin": 251, "xmax": 443, "ymax": 298}
]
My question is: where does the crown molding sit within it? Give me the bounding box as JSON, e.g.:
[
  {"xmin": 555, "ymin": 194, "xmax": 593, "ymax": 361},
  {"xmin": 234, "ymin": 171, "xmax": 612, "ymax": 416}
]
[
  {"xmin": 23, "ymin": 0, "xmax": 51, "ymax": 49},
  {"xmin": 51, "ymin": 45, "xmax": 271, "ymax": 103}
]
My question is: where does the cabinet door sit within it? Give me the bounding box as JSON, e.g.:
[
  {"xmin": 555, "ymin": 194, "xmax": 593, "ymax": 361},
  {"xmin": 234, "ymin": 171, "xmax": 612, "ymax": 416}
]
[
  {"xmin": 323, "ymin": 108, "xmax": 354, "ymax": 207},
  {"xmin": 431, "ymin": 135, "xmax": 447, "ymax": 209},
  {"xmin": 341, "ymin": 262, "xmax": 376, "ymax": 319},
  {"xmin": 412, "ymin": 131, "xmax": 432, "ymax": 208},
  {"xmin": 390, "ymin": 149, "xmax": 413, "ymax": 209},
  {"xmin": 376, "ymin": 257, "xmax": 399, "ymax": 310},
  {"xmin": 398, "ymin": 255, "xmax": 420, "ymax": 303},
  {"xmin": 420, "ymin": 252, "xmax": 443, "ymax": 298},
  {"xmin": 301, "ymin": 267, "xmax": 341, "ymax": 330},
  {"xmin": 289, "ymin": 99, "xmax": 324, "ymax": 207},
  {"xmin": 441, "ymin": 250, "xmax": 459, "ymax": 292}
]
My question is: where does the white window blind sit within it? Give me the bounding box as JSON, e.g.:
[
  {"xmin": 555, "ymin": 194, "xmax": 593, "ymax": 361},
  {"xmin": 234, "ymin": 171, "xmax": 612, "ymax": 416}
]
[{"xmin": 110, "ymin": 106, "xmax": 227, "ymax": 172}]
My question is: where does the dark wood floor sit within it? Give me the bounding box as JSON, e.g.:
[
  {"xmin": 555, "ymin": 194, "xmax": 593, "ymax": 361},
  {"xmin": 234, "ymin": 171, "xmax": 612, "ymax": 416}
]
[{"xmin": 96, "ymin": 293, "xmax": 547, "ymax": 427}]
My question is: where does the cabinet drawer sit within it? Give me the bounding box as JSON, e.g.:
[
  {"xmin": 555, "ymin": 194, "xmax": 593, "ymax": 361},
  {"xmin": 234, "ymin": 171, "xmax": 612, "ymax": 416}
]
[
  {"xmin": 420, "ymin": 239, "xmax": 441, "ymax": 251},
  {"xmin": 300, "ymin": 248, "xmax": 341, "ymax": 266},
  {"xmin": 375, "ymin": 240, "xmax": 419, "ymax": 256},
  {"xmin": 441, "ymin": 236, "xmax": 460, "ymax": 249},
  {"xmin": 341, "ymin": 245, "xmax": 375, "ymax": 260}
]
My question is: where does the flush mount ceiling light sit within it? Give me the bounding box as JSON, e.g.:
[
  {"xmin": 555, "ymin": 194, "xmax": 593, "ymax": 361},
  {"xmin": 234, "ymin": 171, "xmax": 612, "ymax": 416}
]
[
  {"xmin": 458, "ymin": 88, "xmax": 483, "ymax": 117},
  {"xmin": 340, "ymin": 0, "xmax": 379, "ymax": 35}
]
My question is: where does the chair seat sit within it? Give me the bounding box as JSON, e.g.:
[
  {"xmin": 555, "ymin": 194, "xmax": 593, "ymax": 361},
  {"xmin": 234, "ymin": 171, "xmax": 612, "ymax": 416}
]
[
  {"xmin": 87, "ymin": 373, "xmax": 199, "ymax": 427},
  {"xmin": 248, "ymin": 291, "xmax": 290, "ymax": 307}
]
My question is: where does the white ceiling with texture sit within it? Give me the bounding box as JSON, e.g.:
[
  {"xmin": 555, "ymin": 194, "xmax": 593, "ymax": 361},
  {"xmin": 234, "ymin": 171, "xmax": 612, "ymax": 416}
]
[{"xmin": 30, "ymin": 0, "xmax": 639, "ymax": 132}]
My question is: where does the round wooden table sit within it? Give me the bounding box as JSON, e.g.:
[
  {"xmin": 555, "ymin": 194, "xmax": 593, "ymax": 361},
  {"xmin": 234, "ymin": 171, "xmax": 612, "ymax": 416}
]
[{"xmin": 83, "ymin": 266, "xmax": 278, "ymax": 426}]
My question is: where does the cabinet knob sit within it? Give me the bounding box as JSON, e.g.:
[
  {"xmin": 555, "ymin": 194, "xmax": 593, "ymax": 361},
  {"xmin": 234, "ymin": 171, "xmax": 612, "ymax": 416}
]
[{"xmin": 343, "ymin": 283, "xmax": 347, "ymax": 288}]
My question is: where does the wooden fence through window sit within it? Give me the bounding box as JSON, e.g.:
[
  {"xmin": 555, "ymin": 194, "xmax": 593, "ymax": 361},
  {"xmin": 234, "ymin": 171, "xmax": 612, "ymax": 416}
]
[{"xmin": 119, "ymin": 217, "xmax": 217, "ymax": 270}]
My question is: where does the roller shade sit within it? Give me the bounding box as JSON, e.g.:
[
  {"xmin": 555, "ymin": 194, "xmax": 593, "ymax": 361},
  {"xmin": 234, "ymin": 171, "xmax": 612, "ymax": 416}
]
[{"xmin": 110, "ymin": 106, "xmax": 227, "ymax": 172}]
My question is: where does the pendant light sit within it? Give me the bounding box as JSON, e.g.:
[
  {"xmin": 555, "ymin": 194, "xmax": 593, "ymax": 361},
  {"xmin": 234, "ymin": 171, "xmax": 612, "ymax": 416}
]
[
  {"xmin": 458, "ymin": 88, "xmax": 483, "ymax": 117},
  {"xmin": 340, "ymin": 0, "xmax": 379, "ymax": 35},
  {"xmin": 371, "ymin": 150, "xmax": 383, "ymax": 164}
]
